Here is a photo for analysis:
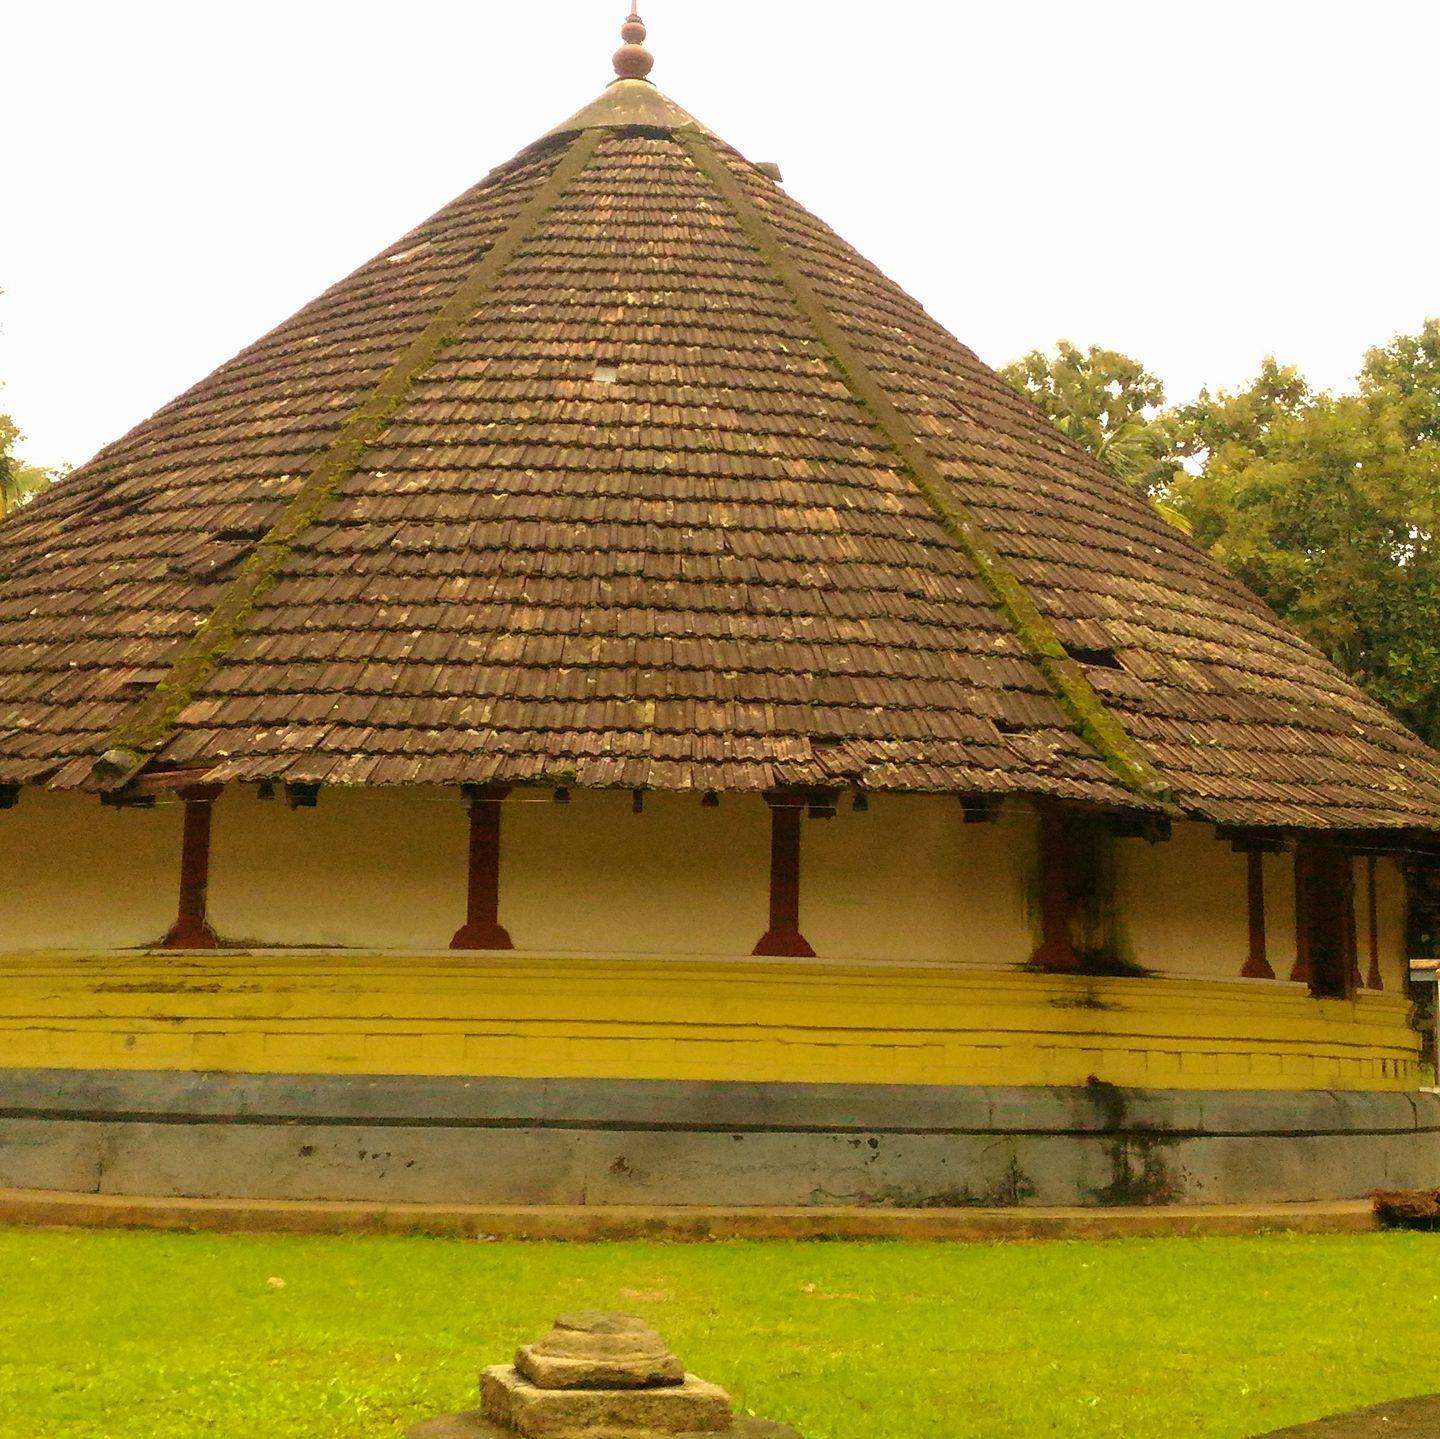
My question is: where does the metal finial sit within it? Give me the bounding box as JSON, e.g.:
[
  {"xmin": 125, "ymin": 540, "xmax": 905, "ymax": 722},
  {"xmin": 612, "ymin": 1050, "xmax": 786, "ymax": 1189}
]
[{"xmin": 614, "ymin": 6, "xmax": 654, "ymax": 80}]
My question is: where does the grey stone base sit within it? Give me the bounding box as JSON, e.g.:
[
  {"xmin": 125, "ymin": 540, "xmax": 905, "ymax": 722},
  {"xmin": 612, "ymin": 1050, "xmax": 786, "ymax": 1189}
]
[{"xmin": 0, "ymin": 1068, "xmax": 1437, "ymax": 1207}]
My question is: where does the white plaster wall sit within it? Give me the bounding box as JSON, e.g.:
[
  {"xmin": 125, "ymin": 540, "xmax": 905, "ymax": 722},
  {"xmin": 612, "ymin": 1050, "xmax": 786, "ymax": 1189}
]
[
  {"xmin": 199, "ymin": 786, "xmax": 1037, "ymax": 962},
  {"xmin": 802, "ymin": 794, "xmax": 1035, "ymax": 966},
  {"xmin": 502, "ymin": 789, "xmax": 770, "ymax": 956},
  {"xmin": 1119, "ymin": 821, "xmax": 1251, "ymax": 979},
  {"xmin": 1122, "ymin": 839, "xmax": 1400, "ymax": 987},
  {"xmin": 198, "ymin": 790, "xmax": 1085, "ymax": 967},
  {"xmin": 1372, "ymin": 856, "xmax": 1409, "ymax": 992},
  {"xmin": 0, "ymin": 791, "xmax": 181, "ymax": 949},
  {"xmin": 0, "ymin": 786, "xmax": 1393, "ymax": 983},
  {"xmin": 208, "ymin": 786, "xmax": 773, "ymax": 956},
  {"xmin": 1264, "ymin": 848, "xmax": 1298, "ymax": 981},
  {"xmin": 208, "ymin": 786, "xmax": 467, "ymax": 949}
]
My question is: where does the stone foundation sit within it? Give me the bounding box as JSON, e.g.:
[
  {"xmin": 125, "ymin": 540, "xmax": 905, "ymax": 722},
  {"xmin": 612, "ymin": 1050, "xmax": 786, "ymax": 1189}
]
[{"xmin": 0, "ymin": 1069, "xmax": 1436, "ymax": 1207}]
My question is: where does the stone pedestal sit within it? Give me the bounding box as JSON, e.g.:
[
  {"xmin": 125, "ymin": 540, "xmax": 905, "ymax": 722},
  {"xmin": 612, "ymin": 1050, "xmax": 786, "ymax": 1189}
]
[
  {"xmin": 409, "ymin": 1311, "xmax": 801, "ymax": 1439},
  {"xmin": 515, "ymin": 1313, "xmax": 685, "ymax": 1391},
  {"xmin": 411, "ymin": 1415, "xmax": 800, "ymax": 1439},
  {"xmin": 482, "ymin": 1366, "xmax": 732, "ymax": 1437}
]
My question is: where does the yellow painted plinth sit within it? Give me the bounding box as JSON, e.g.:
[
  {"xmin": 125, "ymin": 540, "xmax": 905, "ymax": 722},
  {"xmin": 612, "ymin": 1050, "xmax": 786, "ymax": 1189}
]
[{"xmin": 0, "ymin": 952, "xmax": 1420, "ymax": 1092}]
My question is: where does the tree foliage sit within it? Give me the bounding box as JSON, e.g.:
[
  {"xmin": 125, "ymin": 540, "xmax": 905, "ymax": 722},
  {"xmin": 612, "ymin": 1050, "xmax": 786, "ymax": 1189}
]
[
  {"xmin": 0, "ymin": 411, "xmax": 50, "ymax": 518},
  {"xmin": 1000, "ymin": 341, "xmax": 1179, "ymax": 496},
  {"xmin": 1004, "ymin": 322, "xmax": 1440, "ymax": 747}
]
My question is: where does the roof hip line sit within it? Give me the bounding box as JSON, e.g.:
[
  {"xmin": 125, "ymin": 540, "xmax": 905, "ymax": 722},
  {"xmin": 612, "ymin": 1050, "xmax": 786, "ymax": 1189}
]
[
  {"xmin": 677, "ymin": 130, "xmax": 1175, "ymax": 811},
  {"xmin": 87, "ymin": 128, "xmax": 606, "ymax": 792}
]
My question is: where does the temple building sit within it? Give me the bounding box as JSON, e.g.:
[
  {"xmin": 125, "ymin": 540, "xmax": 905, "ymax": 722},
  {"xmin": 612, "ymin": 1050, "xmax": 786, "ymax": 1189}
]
[{"xmin": 0, "ymin": 13, "xmax": 1437, "ymax": 1207}]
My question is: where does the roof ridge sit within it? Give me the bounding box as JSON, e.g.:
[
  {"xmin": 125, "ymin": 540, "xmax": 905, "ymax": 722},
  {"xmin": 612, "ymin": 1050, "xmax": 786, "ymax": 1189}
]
[
  {"xmin": 86, "ymin": 127, "xmax": 606, "ymax": 792},
  {"xmin": 678, "ymin": 130, "xmax": 1175, "ymax": 812}
]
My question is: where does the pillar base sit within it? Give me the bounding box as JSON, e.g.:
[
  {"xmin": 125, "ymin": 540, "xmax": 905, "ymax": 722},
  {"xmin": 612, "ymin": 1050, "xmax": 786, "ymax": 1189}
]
[
  {"xmin": 450, "ymin": 924, "xmax": 514, "ymax": 952},
  {"xmin": 1028, "ymin": 940, "xmax": 1084, "ymax": 973},
  {"xmin": 752, "ymin": 928, "xmax": 815, "ymax": 958},
  {"xmin": 159, "ymin": 920, "xmax": 219, "ymax": 950}
]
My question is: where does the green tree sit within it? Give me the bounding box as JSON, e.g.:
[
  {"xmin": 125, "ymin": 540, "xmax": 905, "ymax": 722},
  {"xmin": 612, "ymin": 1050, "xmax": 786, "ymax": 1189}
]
[
  {"xmin": 1168, "ymin": 321, "xmax": 1440, "ymax": 745},
  {"xmin": 1003, "ymin": 322, "xmax": 1440, "ymax": 747},
  {"xmin": 0, "ymin": 411, "xmax": 50, "ymax": 517},
  {"xmin": 1000, "ymin": 340, "xmax": 1180, "ymax": 496},
  {"xmin": 1168, "ymin": 356, "xmax": 1313, "ymax": 458}
]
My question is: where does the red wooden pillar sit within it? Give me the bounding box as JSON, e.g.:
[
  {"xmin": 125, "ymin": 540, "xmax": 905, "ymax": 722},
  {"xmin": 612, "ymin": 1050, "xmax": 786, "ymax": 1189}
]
[
  {"xmin": 1291, "ymin": 841, "xmax": 1358, "ymax": 997},
  {"xmin": 1365, "ymin": 855, "xmax": 1384, "ymax": 991},
  {"xmin": 160, "ymin": 783, "xmax": 223, "ymax": 950},
  {"xmin": 1029, "ymin": 803, "xmax": 1083, "ymax": 972},
  {"xmin": 753, "ymin": 793, "xmax": 815, "ymax": 958},
  {"xmin": 451, "ymin": 785, "xmax": 513, "ymax": 951},
  {"xmin": 1240, "ymin": 849, "xmax": 1275, "ymax": 978}
]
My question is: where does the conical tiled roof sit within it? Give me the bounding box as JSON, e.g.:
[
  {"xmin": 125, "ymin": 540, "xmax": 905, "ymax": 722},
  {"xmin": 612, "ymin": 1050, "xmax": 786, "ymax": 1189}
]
[{"xmin": 2, "ymin": 53, "xmax": 1439, "ymax": 830}]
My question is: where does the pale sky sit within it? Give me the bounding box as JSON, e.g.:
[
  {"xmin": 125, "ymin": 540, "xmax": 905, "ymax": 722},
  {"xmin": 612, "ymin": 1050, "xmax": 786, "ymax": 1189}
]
[{"xmin": 3, "ymin": 0, "xmax": 1438, "ymax": 472}]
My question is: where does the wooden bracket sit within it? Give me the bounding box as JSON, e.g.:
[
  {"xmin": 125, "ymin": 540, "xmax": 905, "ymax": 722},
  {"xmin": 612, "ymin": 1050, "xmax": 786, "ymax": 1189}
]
[
  {"xmin": 1218, "ymin": 826, "xmax": 1285, "ymax": 855},
  {"xmin": 959, "ymin": 796, "xmax": 1002, "ymax": 824},
  {"xmin": 100, "ymin": 791, "xmax": 155, "ymax": 809},
  {"xmin": 127, "ymin": 767, "xmax": 216, "ymax": 798},
  {"xmin": 1109, "ymin": 812, "xmax": 1171, "ymax": 844}
]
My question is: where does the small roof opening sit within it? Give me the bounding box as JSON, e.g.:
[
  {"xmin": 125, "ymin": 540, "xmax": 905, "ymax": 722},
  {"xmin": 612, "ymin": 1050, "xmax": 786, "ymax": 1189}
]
[{"xmin": 1065, "ymin": 645, "xmax": 1123, "ymax": 671}]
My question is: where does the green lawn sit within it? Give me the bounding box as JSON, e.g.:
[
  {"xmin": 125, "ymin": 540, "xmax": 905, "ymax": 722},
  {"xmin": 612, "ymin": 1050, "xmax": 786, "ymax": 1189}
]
[{"xmin": 1, "ymin": 1230, "xmax": 1437, "ymax": 1438}]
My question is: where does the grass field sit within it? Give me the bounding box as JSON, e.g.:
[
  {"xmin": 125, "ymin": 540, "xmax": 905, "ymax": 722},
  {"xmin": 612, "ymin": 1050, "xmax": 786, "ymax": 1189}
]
[{"xmin": 1, "ymin": 1229, "xmax": 1438, "ymax": 1438}]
